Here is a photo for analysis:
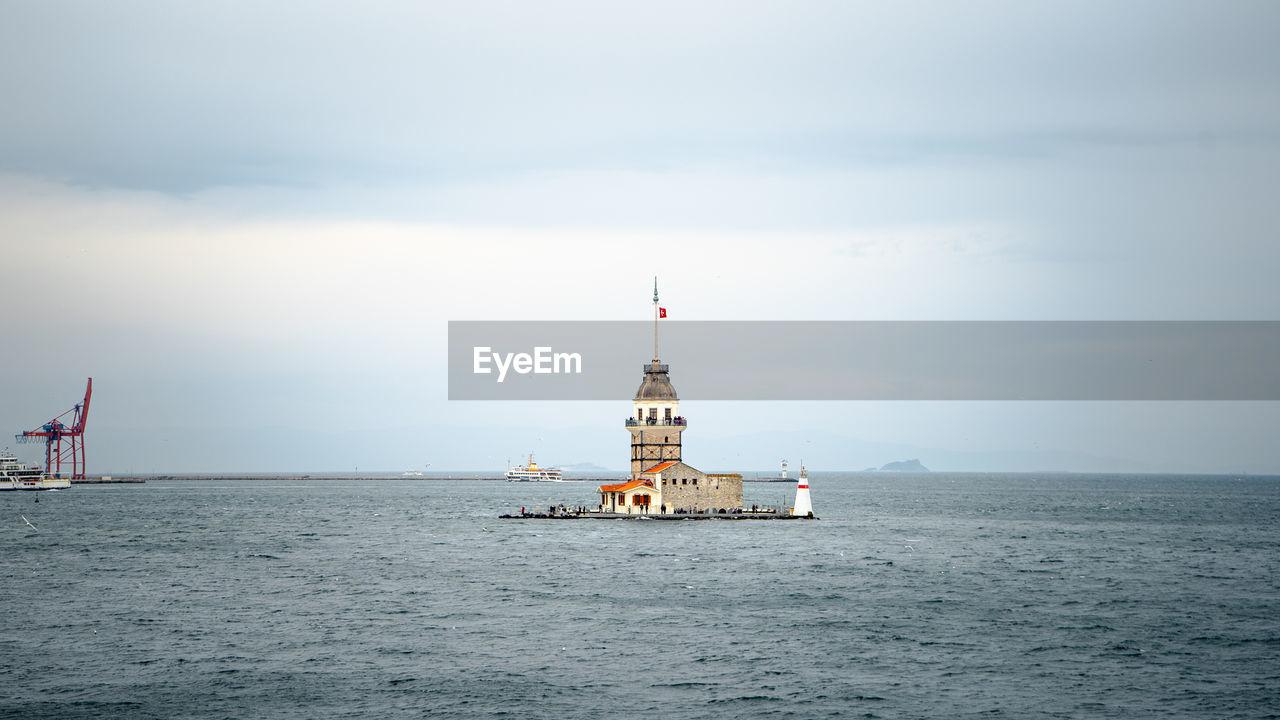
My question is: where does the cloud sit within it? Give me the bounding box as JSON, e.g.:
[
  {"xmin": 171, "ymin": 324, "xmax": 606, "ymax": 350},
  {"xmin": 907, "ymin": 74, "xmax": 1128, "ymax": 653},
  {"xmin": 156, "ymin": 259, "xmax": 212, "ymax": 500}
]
[{"xmin": 2, "ymin": 1, "xmax": 1277, "ymax": 192}]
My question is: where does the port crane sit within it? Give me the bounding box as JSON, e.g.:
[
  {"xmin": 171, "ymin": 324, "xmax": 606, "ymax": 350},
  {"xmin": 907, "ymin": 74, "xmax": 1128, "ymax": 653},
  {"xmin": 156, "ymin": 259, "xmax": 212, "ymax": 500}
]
[{"xmin": 17, "ymin": 378, "xmax": 92, "ymax": 479}]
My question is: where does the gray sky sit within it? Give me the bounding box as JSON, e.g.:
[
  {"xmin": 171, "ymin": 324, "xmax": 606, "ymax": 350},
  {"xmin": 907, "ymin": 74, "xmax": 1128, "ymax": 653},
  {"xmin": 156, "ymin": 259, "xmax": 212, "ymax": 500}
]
[{"xmin": 2, "ymin": 1, "xmax": 1278, "ymax": 473}]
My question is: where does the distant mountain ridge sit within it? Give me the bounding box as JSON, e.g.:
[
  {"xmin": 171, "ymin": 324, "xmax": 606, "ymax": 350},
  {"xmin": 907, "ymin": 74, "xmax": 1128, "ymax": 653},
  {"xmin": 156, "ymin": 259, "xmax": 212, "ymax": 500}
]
[{"xmin": 558, "ymin": 462, "xmax": 615, "ymax": 474}]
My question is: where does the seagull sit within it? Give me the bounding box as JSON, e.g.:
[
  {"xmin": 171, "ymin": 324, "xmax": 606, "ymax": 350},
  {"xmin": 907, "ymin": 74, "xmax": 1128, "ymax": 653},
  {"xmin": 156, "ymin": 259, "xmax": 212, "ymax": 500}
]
[{"xmin": 21, "ymin": 515, "xmax": 37, "ymax": 532}]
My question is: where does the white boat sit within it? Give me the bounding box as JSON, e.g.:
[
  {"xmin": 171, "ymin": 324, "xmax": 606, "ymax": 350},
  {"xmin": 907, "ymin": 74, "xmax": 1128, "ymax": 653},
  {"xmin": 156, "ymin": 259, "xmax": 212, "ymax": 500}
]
[
  {"xmin": 506, "ymin": 453, "xmax": 563, "ymax": 482},
  {"xmin": 0, "ymin": 449, "xmax": 71, "ymax": 491}
]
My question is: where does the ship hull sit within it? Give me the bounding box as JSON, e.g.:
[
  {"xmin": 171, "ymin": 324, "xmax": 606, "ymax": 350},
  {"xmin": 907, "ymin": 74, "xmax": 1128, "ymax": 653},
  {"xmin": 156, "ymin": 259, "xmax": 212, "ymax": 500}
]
[
  {"xmin": 505, "ymin": 472, "xmax": 565, "ymax": 482},
  {"xmin": 1, "ymin": 477, "xmax": 72, "ymax": 491}
]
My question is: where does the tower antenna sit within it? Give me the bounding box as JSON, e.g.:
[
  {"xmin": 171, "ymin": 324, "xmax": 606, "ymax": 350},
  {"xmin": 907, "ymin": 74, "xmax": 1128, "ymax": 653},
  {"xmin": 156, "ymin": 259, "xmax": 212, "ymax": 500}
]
[{"xmin": 653, "ymin": 276, "xmax": 660, "ymax": 363}]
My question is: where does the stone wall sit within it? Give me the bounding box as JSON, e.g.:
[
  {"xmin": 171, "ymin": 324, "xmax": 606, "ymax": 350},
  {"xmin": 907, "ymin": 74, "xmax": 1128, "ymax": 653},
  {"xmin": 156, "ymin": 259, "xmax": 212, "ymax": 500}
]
[{"xmin": 646, "ymin": 462, "xmax": 742, "ymax": 513}]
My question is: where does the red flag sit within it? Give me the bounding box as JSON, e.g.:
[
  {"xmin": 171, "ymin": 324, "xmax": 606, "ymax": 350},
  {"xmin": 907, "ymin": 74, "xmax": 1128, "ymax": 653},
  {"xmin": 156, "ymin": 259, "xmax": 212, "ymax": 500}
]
[{"xmin": 659, "ymin": 307, "xmax": 667, "ymax": 318}]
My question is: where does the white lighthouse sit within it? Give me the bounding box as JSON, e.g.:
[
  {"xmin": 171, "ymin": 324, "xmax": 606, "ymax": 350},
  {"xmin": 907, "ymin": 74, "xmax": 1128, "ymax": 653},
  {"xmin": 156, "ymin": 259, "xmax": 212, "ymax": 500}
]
[{"xmin": 791, "ymin": 462, "xmax": 813, "ymax": 517}]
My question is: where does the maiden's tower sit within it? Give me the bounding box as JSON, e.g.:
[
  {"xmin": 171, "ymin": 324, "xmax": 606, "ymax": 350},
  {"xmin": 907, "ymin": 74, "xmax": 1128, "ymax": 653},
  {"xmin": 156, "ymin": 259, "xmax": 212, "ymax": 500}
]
[{"xmin": 598, "ymin": 281, "xmax": 743, "ymax": 515}]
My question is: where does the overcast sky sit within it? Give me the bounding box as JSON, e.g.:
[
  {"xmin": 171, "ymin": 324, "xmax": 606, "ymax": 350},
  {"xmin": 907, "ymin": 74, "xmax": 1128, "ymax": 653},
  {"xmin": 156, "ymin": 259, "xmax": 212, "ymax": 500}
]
[{"xmin": 2, "ymin": 1, "xmax": 1278, "ymax": 473}]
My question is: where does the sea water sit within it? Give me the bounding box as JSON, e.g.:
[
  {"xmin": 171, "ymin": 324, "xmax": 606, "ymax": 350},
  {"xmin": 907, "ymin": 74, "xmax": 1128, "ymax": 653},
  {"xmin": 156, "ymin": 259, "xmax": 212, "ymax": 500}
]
[{"xmin": 2, "ymin": 473, "xmax": 1277, "ymax": 718}]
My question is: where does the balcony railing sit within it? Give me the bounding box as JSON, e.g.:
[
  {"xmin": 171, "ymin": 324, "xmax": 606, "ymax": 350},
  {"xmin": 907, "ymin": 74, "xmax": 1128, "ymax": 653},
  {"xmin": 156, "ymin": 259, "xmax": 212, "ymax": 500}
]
[{"xmin": 625, "ymin": 417, "xmax": 687, "ymax": 427}]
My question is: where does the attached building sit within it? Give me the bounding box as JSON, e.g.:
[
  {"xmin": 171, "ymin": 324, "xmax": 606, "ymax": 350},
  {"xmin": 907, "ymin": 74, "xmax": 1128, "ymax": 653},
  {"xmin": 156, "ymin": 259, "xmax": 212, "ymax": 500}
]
[
  {"xmin": 599, "ymin": 478, "xmax": 658, "ymax": 514},
  {"xmin": 638, "ymin": 461, "xmax": 742, "ymax": 514}
]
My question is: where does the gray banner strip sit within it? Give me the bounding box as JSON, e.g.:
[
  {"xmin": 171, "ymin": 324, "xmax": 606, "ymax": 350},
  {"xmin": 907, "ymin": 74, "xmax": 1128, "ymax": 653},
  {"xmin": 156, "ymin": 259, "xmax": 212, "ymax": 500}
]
[{"xmin": 448, "ymin": 321, "xmax": 1280, "ymax": 400}]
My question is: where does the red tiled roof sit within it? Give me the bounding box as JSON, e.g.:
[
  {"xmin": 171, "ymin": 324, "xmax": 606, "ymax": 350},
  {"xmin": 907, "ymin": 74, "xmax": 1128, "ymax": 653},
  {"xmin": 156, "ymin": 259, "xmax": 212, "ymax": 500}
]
[
  {"xmin": 599, "ymin": 479, "xmax": 654, "ymax": 493},
  {"xmin": 640, "ymin": 461, "xmax": 679, "ymax": 474}
]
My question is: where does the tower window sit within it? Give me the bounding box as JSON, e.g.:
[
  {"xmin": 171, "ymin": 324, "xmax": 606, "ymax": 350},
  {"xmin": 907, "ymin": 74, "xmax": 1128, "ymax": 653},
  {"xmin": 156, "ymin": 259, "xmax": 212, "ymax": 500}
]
[{"xmin": 664, "ymin": 408, "xmax": 672, "ymax": 423}]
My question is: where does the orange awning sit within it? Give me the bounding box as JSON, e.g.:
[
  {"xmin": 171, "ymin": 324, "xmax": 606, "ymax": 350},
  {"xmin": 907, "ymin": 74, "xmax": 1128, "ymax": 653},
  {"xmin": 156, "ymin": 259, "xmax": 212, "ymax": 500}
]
[
  {"xmin": 599, "ymin": 479, "xmax": 654, "ymax": 493},
  {"xmin": 640, "ymin": 461, "xmax": 678, "ymax": 475}
]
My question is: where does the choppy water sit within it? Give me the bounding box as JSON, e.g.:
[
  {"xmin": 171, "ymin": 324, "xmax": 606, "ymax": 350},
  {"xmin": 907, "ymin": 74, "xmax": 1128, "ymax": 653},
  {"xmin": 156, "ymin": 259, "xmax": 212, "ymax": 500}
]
[{"xmin": 2, "ymin": 473, "xmax": 1278, "ymax": 719}]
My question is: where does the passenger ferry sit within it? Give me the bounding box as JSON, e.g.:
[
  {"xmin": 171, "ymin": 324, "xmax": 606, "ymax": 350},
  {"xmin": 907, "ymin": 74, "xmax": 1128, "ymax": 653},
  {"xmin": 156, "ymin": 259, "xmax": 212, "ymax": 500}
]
[
  {"xmin": 0, "ymin": 449, "xmax": 71, "ymax": 491},
  {"xmin": 506, "ymin": 453, "xmax": 563, "ymax": 482}
]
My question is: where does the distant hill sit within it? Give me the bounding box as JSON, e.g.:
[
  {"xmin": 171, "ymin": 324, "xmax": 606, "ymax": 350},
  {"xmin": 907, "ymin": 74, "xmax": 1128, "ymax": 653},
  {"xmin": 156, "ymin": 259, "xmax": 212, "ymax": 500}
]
[
  {"xmin": 559, "ymin": 462, "xmax": 616, "ymax": 474},
  {"xmin": 877, "ymin": 459, "xmax": 930, "ymax": 472}
]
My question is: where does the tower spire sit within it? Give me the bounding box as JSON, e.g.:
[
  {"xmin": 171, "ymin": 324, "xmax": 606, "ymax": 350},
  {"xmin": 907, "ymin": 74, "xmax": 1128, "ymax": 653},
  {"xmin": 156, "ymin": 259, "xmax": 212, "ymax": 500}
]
[{"xmin": 653, "ymin": 276, "xmax": 659, "ymax": 363}]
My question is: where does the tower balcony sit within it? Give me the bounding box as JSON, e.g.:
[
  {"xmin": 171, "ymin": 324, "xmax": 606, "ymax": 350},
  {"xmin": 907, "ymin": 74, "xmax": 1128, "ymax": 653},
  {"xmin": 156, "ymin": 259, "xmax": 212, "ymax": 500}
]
[{"xmin": 625, "ymin": 417, "xmax": 687, "ymax": 428}]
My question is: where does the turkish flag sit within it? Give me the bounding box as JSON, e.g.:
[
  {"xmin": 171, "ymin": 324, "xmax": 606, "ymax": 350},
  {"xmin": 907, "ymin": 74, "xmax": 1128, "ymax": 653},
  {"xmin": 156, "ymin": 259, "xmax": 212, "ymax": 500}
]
[{"xmin": 659, "ymin": 307, "xmax": 667, "ymax": 318}]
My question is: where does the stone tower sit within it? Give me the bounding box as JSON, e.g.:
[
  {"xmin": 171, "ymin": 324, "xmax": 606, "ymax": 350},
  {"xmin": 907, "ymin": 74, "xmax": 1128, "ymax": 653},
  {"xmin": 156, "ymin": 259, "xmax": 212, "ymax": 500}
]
[
  {"xmin": 628, "ymin": 279, "xmax": 686, "ymax": 478},
  {"xmin": 628, "ymin": 360, "xmax": 685, "ymax": 477}
]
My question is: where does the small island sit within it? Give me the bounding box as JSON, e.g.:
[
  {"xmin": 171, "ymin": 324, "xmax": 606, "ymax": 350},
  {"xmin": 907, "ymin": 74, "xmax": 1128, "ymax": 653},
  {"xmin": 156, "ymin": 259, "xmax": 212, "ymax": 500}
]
[
  {"xmin": 503, "ymin": 282, "xmax": 815, "ymax": 520},
  {"xmin": 866, "ymin": 459, "xmax": 930, "ymax": 472}
]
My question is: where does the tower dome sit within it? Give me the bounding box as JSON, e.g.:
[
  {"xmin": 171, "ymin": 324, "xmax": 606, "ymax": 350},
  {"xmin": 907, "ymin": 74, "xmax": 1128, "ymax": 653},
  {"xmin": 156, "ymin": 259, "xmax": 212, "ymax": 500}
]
[{"xmin": 635, "ymin": 362, "xmax": 678, "ymax": 401}]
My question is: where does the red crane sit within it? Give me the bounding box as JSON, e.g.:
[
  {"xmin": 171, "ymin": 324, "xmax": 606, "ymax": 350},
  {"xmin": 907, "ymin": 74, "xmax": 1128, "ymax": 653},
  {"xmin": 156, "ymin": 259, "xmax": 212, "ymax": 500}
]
[{"xmin": 18, "ymin": 378, "xmax": 93, "ymax": 479}]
